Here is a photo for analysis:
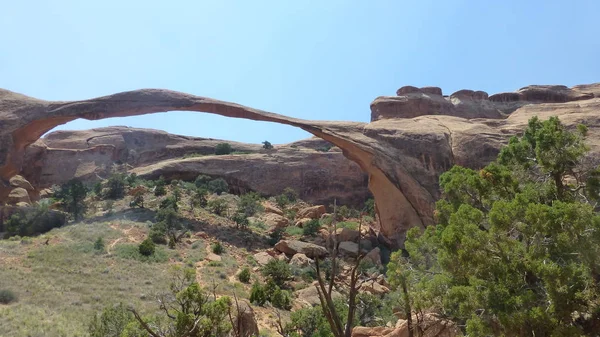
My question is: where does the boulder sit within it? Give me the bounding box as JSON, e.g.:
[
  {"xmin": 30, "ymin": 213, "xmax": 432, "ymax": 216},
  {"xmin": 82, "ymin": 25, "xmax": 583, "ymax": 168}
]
[
  {"xmin": 359, "ymin": 281, "xmax": 390, "ymax": 295},
  {"xmin": 263, "ymin": 202, "xmax": 284, "ymax": 216},
  {"xmin": 338, "ymin": 241, "xmax": 359, "ymax": 256},
  {"xmin": 364, "ymin": 247, "xmax": 382, "ymax": 266},
  {"xmin": 9, "ymin": 175, "xmax": 34, "ymax": 191},
  {"xmin": 352, "ymin": 312, "xmax": 460, "ymax": 337},
  {"xmin": 296, "ymin": 205, "xmax": 326, "ymax": 219},
  {"xmin": 206, "ymin": 253, "xmax": 222, "ymax": 262},
  {"xmin": 274, "ymin": 240, "xmax": 328, "ymax": 259},
  {"xmin": 332, "ymin": 227, "xmax": 361, "ymax": 242},
  {"xmin": 289, "ymin": 253, "xmax": 313, "ymax": 267},
  {"xmin": 232, "ymin": 300, "xmax": 259, "ymax": 337},
  {"xmin": 295, "ymin": 218, "xmax": 313, "ymax": 227},
  {"xmin": 262, "ymin": 213, "xmax": 288, "ymax": 228},
  {"xmin": 253, "ymin": 251, "xmax": 274, "ymax": 266},
  {"xmin": 39, "ymin": 188, "xmax": 53, "ymax": 199},
  {"xmin": 7, "ymin": 187, "xmax": 31, "ymax": 205},
  {"xmin": 352, "ymin": 326, "xmax": 396, "ymax": 337}
]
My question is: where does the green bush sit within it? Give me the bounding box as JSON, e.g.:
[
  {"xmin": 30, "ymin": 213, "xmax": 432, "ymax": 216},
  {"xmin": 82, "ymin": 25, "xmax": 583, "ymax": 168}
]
[
  {"xmin": 54, "ymin": 178, "xmax": 88, "ymax": 220},
  {"xmin": 284, "ymin": 226, "xmax": 303, "ymax": 236},
  {"xmin": 207, "ymin": 198, "xmax": 229, "ymax": 216},
  {"xmin": 105, "ymin": 173, "xmax": 127, "ymax": 200},
  {"xmin": 130, "ymin": 190, "xmax": 144, "ymax": 208},
  {"xmin": 154, "ymin": 176, "xmax": 167, "ymax": 196},
  {"xmin": 237, "ymin": 192, "xmax": 263, "ymax": 217},
  {"xmin": 271, "ymin": 288, "xmax": 292, "ymax": 310},
  {"xmin": 193, "ymin": 188, "xmax": 209, "ymax": 208},
  {"xmin": 212, "ymin": 241, "xmax": 224, "ymax": 255},
  {"xmin": 93, "ymin": 181, "xmax": 102, "ymax": 195},
  {"xmin": 215, "ymin": 143, "xmax": 233, "ymax": 155},
  {"xmin": 138, "ymin": 238, "xmax": 155, "ymax": 256},
  {"xmin": 250, "ymin": 282, "xmax": 267, "ymax": 306},
  {"xmin": 126, "ymin": 173, "xmax": 138, "ymax": 187},
  {"xmin": 363, "ymin": 198, "xmax": 375, "ymax": 217},
  {"xmin": 302, "ymin": 219, "xmax": 321, "ymax": 236},
  {"xmin": 232, "ymin": 212, "xmax": 249, "ymax": 230},
  {"xmin": 88, "ymin": 303, "xmax": 132, "ymax": 337},
  {"xmin": 149, "ymin": 222, "xmax": 168, "ymax": 244},
  {"xmin": 262, "ymin": 259, "xmax": 292, "ymax": 287},
  {"xmin": 275, "ymin": 187, "xmax": 299, "ymax": 209},
  {"xmin": 194, "ymin": 174, "xmax": 211, "ymax": 188},
  {"xmin": 237, "ymin": 267, "xmax": 251, "ymax": 283},
  {"xmin": 3, "ymin": 202, "xmax": 66, "ymax": 238},
  {"xmin": 93, "ymin": 237, "xmax": 105, "ymax": 251},
  {"xmin": 207, "ymin": 178, "xmax": 229, "ymax": 195},
  {"xmin": 0, "ymin": 289, "xmax": 17, "ymax": 304},
  {"xmin": 267, "ymin": 228, "xmax": 283, "ymax": 246},
  {"xmin": 262, "ymin": 141, "xmax": 273, "ymax": 150}
]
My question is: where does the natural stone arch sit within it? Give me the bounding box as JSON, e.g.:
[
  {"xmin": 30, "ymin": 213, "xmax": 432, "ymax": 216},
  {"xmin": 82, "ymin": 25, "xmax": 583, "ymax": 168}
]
[{"xmin": 0, "ymin": 88, "xmax": 433, "ymax": 247}]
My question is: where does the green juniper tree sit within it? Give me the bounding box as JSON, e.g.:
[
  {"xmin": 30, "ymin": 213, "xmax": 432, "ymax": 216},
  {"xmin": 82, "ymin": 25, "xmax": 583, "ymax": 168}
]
[{"xmin": 388, "ymin": 117, "xmax": 600, "ymax": 336}]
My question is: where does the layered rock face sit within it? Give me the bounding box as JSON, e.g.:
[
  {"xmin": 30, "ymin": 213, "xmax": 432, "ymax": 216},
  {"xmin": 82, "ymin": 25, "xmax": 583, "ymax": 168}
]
[
  {"xmin": 21, "ymin": 126, "xmax": 369, "ymax": 206},
  {"xmin": 1, "ymin": 83, "xmax": 599, "ymax": 247}
]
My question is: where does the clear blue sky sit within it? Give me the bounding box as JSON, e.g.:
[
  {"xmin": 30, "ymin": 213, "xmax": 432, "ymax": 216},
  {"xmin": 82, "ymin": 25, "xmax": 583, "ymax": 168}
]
[{"xmin": 1, "ymin": 1, "xmax": 598, "ymax": 144}]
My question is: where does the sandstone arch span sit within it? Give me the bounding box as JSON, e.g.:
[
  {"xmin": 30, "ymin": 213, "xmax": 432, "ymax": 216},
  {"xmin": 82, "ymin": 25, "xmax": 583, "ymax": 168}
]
[
  {"xmin": 0, "ymin": 88, "xmax": 432, "ymax": 246},
  {"xmin": 4, "ymin": 83, "xmax": 599, "ymax": 246}
]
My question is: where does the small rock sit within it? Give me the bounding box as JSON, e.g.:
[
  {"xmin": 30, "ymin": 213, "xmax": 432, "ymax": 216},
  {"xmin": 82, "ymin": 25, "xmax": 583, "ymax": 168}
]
[
  {"xmin": 206, "ymin": 253, "xmax": 222, "ymax": 262},
  {"xmin": 359, "ymin": 280, "xmax": 390, "ymax": 295},
  {"xmin": 39, "ymin": 188, "xmax": 53, "ymax": 199},
  {"xmin": 263, "ymin": 202, "xmax": 284, "ymax": 216},
  {"xmin": 364, "ymin": 247, "xmax": 382, "ymax": 266},
  {"xmin": 253, "ymin": 252, "xmax": 274, "ymax": 266},
  {"xmin": 295, "ymin": 284, "xmax": 342, "ymax": 307},
  {"xmin": 275, "ymin": 240, "xmax": 328, "ymax": 259},
  {"xmin": 9, "ymin": 175, "xmax": 34, "ymax": 191},
  {"xmin": 294, "ymin": 218, "xmax": 313, "ymax": 227},
  {"xmin": 8, "ymin": 187, "xmax": 31, "ymax": 205},
  {"xmin": 296, "ymin": 205, "xmax": 326, "ymax": 220},
  {"xmin": 331, "ymin": 227, "xmax": 360, "ymax": 242},
  {"xmin": 289, "ymin": 253, "xmax": 313, "ymax": 267},
  {"xmin": 262, "ymin": 213, "xmax": 288, "ymax": 228},
  {"xmin": 338, "ymin": 241, "xmax": 359, "ymax": 256}
]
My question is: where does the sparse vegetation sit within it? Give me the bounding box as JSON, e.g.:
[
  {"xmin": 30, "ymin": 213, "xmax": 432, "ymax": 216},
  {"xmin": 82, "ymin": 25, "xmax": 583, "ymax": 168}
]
[
  {"xmin": 138, "ymin": 237, "xmax": 155, "ymax": 256},
  {"xmin": 0, "ymin": 289, "xmax": 17, "ymax": 304},
  {"xmin": 215, "ymin": 142, "xmax": 233, "ymax": 155},
  {"xmin": 302, "ymin": 219, "xmax": 321, "ymax": 236},
  {"xmin": 104, "ymin": 173, "xmax": 127, "ymax": 200},
  {"xmin": 237, "ymin": 267, "xmax": 251, "ymax": 283},
  {"xmin": 207, "ymin": 198, "xmax": 229, "ymax": 216},
  {"xmin": 54, "ymin": 178, "xmax": 88, "ymax": 220},
  {"xmin": 207, "ymin": 178, "xmax": 229, "ymax": 195},
  {"xmin": 262, "ymin": 140, "xmax": 273, "ymax": 149},
  {"xmin": 212, "ymin": 241, "xmax": 224, "ymax": 255},
  {"xmin": 262, "ymin": 259, "xmax": 292, "ymax": 287}
]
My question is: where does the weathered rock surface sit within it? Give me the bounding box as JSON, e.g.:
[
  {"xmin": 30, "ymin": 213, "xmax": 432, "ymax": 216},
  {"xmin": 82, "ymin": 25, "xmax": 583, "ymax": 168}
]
[
  {"xmin": 253, "ymin": 251, "xmax": 275, "ymax": 266},
  {"xmin": 289, "ymin": 253, "xmax": 313, "ymax": 267},
  {"xmin": 296, "ymin": 205, "xmax": 326, "ymax": 219},
  {"xmin": 21, "ymin": 127, "xmax": 369, "ymax": 207},
  {"xmin": 2, "ymin": 84, "xmax": 600, "ymax": 247},
  {"xmin": 294, "ymin": 284, "xmax": 342, "ymax": 307},
  {"xmin": 231, "ymin": 300, "xmax": 259, "ymax": 337},
  {"xmin": 274, "ymin": 240, "xmax": 328, "ymax": 258},
  {"xmin": 338, "ymin": 241, "xmax": 359, "ymax": 256},
  {"xmin": 261, "ymin": 213, "xmax": 289, "ymax": 228},
  {"xmin": 7, "ymin": 187, "xmax": 31, "ymax": 205},
  {"xmin": 9, "ymin": 175, "xmax": 33, "ymax": 190},
  {"xmin": 352, "ymin": 313, "xmax": 459, "ymax": 337}
]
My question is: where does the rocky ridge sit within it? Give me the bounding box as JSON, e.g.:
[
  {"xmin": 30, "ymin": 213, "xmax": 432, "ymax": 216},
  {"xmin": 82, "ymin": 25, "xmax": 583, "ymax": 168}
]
[{"xmin": 1, "ymin": 83, "xmax": 600, "ymax": 246}]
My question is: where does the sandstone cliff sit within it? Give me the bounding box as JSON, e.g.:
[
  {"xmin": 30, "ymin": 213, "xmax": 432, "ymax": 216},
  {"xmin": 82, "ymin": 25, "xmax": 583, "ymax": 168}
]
[
  {"xmin": 1, "ymin": 83, "xmax": 599, "ymax": 246},
  {"xmin": 22, "ymin": 127, "xmax": 369, "ymax": 206}
]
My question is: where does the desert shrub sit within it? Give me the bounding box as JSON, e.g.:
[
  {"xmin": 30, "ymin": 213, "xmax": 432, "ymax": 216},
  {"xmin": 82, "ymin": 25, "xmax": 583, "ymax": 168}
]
[
  {"xmin": 207, "ymin": 178, "xmax": 229, "ymax": 195},
  {"xmin": 88, "ymin": 303, "xmax": 132, "ymax": 337},
  {"xmin": 275, "ymin": 187, "xmax": 299, "ymax": 209},
  {"xmin": 149, "ymin": 222, "xmax": 168, "ymax": 244},
  {"xmin": 302, "ymin": 219, "xmax": 321, "ymax": 236},
  {"xmin": 194, "ymin": 174, "xmax": 211, "ymax": 188},
  {"xmin": 271, "ymin": 287, "xmax": 292, "ymax": 310},
  {"xmin": 192, "ymin": 188, "xmax": 209, "ymax": 208},
  {"xmin": 212, "ymin": 241, "xmax": 224, "ymax": 255},
  {"xmin": 316, "ymin": 144, "xmax": 332, "ymax": 152},
  {"xmin": 284, "ymin": 226, "xmax": 303, "ymax": 236},
  {"xmin": 104, "ymin": 200, "xmax": 115, "ymax": 216},
  {"xmin": 262, "ymin": 259, "xmax": 292, "ymax": 287},
  {"xmin": 154, "ymin": 176, "xmax": 167, "ymax": 196},
  {"xmin": 93, "ymin": 181, "xmax": 103, "ymax": 195},
  {"xmin": 237, "ymin": 192, "xmax": 263, "ymax": 217},
  {"xmin": 237, "ymin": 267, "xmax": 251, "ymax": 283},
  {"xmin": 138, "ymin": 237, "xmax": 155, "ymax": 256},
  {"xmin": 4, "ymin": 202, "xmax": 66, "ymax": 238},
  {"xmin": 215, "ymin": 143, "xmax": 233, "ymax": 155},
  {"xmin": 250, "ymin": 282, "xmax": 267, "ymax": 306},
  {"xmin": 54, "ymin": 178, "xmax": 88, "ymax": 220},
  {"xmin": 0, "ymin": 289, "xmax": 17, "ymax": 304},
  {"xmin": 262, "ymin": 141, "xmax": 273, "ymax": 149},
  {"xmin": 159, "ymin": 195, "xmax": 179, "ymax": 212},
  {"xmin": 232, "ymin": 212, "xmax": 249, "ymax": 230},
  {"xmin": 363, "ymin": 198, "xmax": 375, "ymax": 217},
  {"xmin": 337, "ymin": 221, "xmax": 359, "ymax": 230},
  {"xmin": 94, "ymin": 237, "xmax": 105, "ymax": 252},
  {"xmin": 126, "ymin": 173, "xmax": 138, "ymax": 187},
  {"xmin": 207, "ymin": 198, "xmax": 229, "ymax": 216},
  {"xmin": 335, "ymin": 205, "xmax": 360, "ymax": 220},
  {"xmin": 105, "ymin": 173, "xmax": 126, "ymax": 200},
  {"xmin": 130, "ymin": 189, "xmax": 144, "ymax": 208},
  {"xmin": 267, "ymin": 228, "xmax": 283, "ymax": 246}
]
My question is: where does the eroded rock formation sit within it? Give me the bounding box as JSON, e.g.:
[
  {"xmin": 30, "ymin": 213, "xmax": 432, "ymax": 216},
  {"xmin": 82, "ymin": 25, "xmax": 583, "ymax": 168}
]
[
  {"xmin": 1, "ymin": 83, "xmax": 599, "ymax": 246},
  {"xmin": 21, "ymin": 127, "xmax": 369, "ymax": 206}
]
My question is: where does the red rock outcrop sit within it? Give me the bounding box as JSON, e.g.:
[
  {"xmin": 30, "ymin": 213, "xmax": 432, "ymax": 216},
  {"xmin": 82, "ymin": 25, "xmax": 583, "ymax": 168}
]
[
  {"xmin": 2, "ymin": 84, "xmax": 600, "ymax": 247},
  {"xmin": 21, "ymin": 127, "xmax": 369, "ymax": 206}
]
